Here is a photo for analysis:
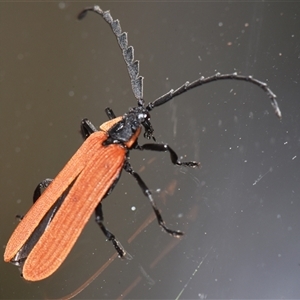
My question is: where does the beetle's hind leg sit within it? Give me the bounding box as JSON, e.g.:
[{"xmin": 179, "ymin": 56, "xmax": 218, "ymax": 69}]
[{"xmin": 94, "ymin": 203, "xmax": 132, "ymax": 260}]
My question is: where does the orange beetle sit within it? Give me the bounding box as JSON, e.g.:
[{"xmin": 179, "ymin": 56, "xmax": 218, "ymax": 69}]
[{"xmin": 4, "ymin": 6, "xmax": 281, "ymax": 281}]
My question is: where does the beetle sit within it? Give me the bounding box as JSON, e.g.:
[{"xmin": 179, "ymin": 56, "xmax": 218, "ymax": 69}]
[{"xmin": 4, "ymin": 6, "xmax": 281, "ymax": 281}]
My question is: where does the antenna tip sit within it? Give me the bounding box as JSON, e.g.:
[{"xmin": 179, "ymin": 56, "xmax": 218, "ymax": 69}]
[
  {"xmin": 77, "ymin": 9, "xmax": 88, "ymax": 20},
  {"xmin": 78, "ymin": 6, "xmax": 103, "ymax": 20}
]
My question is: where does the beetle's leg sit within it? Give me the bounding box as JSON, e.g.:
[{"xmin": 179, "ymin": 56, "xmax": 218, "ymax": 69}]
[
  {"xmin": 80, "ymin": 118, "xmax": 98, "ymax": 140},
  {"xmin": 94, "ymin": 203, "xmax": 131, "ymax": 259},
  {"xmin": 123, "ymin": 160, "xmax": 183, "ymax": 237},
  {"xmin": 80, "ymin": 109, "xmax": 117, "ymax": 141},
  {"xmin": 105, "ymin": 107, "xmax": 117, "ymax": 120},
  {"xmin": 135, "ymin": 143, "xmax": 200, "ymax": 168},
  {"xmin": 33, "ymin": 178, "xmax": 53, "ymax": 203},
  {"xmin": 93, "ymin": 170, "xmax": 131, "ymax": 259}
]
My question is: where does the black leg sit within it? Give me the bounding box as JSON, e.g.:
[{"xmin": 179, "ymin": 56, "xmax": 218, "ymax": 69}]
[
  {"xmin": 81, "ymin": 109, "xmax": 117, "ymax": 141},
  {"xmin": 94, "ymin": 203, "xmax": 131, "ymax": 259},
  {"xmin": 136, "ymin": 143, "xmax": 200, "ymax": 167},
  {"xmin": 105, "ymin": 107, "xmax": 117, "ymax": 120},
  {"xmin": 33, "ymin": 178, "xmax": 53, "ymax": 203},
  {"xmin": 123, "ymin": 161, "xmax": 183, "ymax": 237},
  {"xmin": 81, "ymin": 118, "xmax": 98, "ymax": 140}
]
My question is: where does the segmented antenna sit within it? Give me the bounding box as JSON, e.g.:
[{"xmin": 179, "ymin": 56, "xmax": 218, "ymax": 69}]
[
  {"xmin": 78, "ymin": 6, "xmax": 144, "ymax": 107},
  {"xmin": 147, "ymin": 73, "xmax": 282, "ymax": 119},
  {"xmin": 78, "ymin": 7, "xmax": 281, "ymax": 120}
]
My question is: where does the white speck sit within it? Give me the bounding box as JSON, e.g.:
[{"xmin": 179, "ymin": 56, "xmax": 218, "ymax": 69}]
[
  {"xmin": 284, "ymin": 141, "xmax": 288, "ymax": 145},
  {"xmin": 68, "ymin": 90, "xmax": 74, "ymax": 97},
  {"xmin": 218, "ymin": 22, "xmax": 223, "ymax": 27},
  {"xmin": 292, "ymin": 156, "xmax": 297, "ymax": 160},
  {"xmin": 58, "ymin": 2, "xmax": 66, "ymax": 9},
  {"xmin": 131, "ymin": 206, "xmax": 136, "ymax": 211}
]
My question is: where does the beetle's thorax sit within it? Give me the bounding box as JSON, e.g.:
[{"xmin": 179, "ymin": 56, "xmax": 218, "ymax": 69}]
[{"xmin": 105, "ymin": 106, "xmax": 154, "ymax": 147}]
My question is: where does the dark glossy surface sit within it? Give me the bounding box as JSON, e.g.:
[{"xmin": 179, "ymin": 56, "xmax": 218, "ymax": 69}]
[{"xmin": 1, "ymin": 2, "xmax": 299, "ymax": 299}]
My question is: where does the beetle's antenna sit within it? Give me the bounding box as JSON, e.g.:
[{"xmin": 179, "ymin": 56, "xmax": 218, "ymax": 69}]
[
  {"xmin": 146, "ymin": 72, "xmax": 282, "ymax": 119},
  {"xmin": 78, "ymin": 6, "xmax": 144, "ymax": 107}
]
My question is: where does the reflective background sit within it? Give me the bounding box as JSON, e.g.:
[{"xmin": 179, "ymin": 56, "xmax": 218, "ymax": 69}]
[{"xmin": 1, "ymin": 2, "xmax": 299, "ymax": 299}]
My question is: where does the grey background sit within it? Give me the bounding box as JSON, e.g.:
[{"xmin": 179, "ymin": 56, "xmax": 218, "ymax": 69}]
[{"xmin": 1, "ymin": 1, "xmax": 299, "ymax": 299}]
